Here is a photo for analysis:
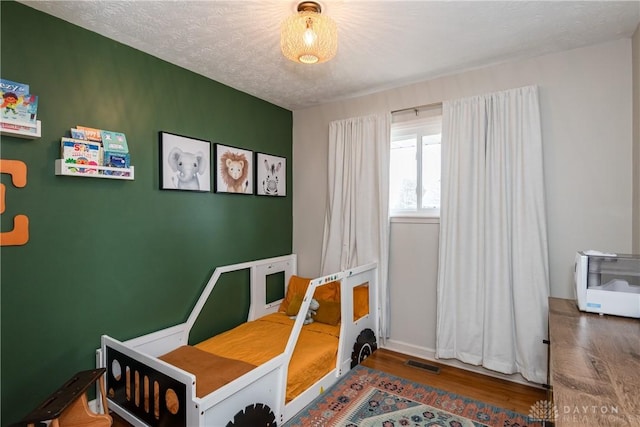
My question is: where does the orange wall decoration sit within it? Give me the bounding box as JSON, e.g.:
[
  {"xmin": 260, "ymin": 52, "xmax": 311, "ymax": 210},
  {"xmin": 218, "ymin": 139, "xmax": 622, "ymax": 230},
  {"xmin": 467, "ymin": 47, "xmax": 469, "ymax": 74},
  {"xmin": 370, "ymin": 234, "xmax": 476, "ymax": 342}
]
[{"xmin": 0, "ymin": 159, "xmax": 29, "ymax": 246}]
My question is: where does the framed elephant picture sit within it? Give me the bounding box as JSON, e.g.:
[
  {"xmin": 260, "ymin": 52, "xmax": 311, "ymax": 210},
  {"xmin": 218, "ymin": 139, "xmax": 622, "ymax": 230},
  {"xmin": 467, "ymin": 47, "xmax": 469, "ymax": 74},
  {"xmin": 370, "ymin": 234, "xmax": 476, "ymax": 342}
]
[
  {"xmin": 214, "ymin": 143, "xmax": 254, "ymax": 194},
  {"xmin": 160, "ymin": 131, "xmax": 211, "ymax": 192}
]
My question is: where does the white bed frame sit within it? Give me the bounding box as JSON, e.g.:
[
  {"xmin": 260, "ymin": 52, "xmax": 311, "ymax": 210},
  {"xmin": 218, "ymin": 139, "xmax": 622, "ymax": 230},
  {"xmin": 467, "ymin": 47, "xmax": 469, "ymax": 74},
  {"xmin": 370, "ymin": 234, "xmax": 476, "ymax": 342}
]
[{"xmin": 96, "ymin": 254, "xmax": 379, "ymax": 426}]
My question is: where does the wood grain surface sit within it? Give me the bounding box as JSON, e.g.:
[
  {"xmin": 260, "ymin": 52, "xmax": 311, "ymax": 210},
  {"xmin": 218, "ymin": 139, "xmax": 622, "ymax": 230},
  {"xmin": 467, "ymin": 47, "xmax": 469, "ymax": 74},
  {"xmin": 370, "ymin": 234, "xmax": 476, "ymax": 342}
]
[
  {"xmin": 549, "ymin": 297, "xmax": 640, "ymax": 426},
  {"xmin": 361, "ymin": 348, "xmax": 546, "ymax": 415}
]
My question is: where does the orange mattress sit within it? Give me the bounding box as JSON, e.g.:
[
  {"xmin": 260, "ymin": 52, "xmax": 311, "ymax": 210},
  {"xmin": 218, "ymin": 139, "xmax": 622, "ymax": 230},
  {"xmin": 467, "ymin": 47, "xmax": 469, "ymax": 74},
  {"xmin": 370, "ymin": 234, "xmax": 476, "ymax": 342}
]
[{"xmin": 195, "ymin": 312, "xmax": 340, "ymax": 402}]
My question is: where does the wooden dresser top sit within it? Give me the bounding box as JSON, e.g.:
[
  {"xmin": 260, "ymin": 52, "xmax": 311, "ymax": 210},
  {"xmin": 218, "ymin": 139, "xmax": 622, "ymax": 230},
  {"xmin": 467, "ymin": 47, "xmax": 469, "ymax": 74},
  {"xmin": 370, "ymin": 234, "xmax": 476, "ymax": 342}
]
[{"xmin": 548, "ymin": 297, "xmax": 640, "ymax": 426}]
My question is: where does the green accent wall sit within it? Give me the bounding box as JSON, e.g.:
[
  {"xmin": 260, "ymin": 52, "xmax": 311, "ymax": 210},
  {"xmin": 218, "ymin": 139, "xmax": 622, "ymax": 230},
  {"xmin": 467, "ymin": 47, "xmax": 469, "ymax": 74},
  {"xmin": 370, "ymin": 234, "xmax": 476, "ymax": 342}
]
[{"xmin": 0, "ymin": 2, "xmax": 292, "ymax": 424}]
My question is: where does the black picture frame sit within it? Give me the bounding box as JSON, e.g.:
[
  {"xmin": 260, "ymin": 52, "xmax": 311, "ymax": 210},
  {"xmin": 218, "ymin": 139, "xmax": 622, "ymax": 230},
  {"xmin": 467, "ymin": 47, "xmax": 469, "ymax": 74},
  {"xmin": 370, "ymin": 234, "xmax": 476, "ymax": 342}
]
[
  {"xmin": 159, "ymin": 131, "xmax": 211, "ymax": 192},
  {"xmin": 255, "ymin": 152, "xmax": 286, "ymax": 197},
  {"xmin": 214, "ymin": 143, "xmax": 254, "ymax": 194}
]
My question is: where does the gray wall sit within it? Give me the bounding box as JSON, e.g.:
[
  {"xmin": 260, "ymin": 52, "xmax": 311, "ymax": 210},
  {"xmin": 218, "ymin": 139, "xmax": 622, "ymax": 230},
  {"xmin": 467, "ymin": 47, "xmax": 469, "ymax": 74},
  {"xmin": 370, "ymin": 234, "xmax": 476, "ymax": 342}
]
[{"xmin": 293, "ymin": 39, "xmax": 634, "ymax": 359}]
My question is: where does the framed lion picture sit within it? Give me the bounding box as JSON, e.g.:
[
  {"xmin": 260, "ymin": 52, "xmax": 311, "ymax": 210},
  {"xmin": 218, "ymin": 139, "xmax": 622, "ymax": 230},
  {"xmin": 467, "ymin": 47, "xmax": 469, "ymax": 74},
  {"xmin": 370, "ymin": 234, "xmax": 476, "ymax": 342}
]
[{"xmin": 214, "ymin": 144, "xmax": 254, "ymax": 194}]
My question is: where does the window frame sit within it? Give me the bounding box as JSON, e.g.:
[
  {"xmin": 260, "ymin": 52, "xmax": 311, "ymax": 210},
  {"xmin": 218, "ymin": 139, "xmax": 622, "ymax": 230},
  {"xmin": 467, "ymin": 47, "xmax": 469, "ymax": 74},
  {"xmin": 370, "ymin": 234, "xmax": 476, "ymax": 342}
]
[{"xmin": 389, "ymin": 113, "xmax": 442, "ymax": 219}]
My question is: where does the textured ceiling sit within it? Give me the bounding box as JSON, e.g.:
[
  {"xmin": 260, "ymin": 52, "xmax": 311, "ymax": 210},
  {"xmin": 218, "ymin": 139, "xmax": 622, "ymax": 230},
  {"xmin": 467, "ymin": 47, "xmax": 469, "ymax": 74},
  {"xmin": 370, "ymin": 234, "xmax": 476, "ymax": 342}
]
[{"xmin": 19, "ymin": 1, "xmax": 640, "ymax": 111}]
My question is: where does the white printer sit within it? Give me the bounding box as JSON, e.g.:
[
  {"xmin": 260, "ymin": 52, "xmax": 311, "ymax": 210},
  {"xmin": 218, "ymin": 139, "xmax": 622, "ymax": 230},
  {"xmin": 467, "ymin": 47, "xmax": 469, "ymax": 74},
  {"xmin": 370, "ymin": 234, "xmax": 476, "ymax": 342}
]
[{"xmin": 574, "ymin": 251, "xmax": 640, "ymax": 318}]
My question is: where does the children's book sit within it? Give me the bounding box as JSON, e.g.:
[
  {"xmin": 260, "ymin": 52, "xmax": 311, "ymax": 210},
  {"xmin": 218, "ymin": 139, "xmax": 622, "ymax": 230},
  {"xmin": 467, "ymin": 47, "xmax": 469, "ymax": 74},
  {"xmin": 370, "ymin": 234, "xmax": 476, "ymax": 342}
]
[
  {"xmin": 0, "ymin": 79, "xmax": 36, "ymax": 123},
  {"xmin": 70, "ymin": 128, "xmax": 86, "ymax": 140},
  {"xmin": 76, "ymin": 126, "xmax": 102, "ymax": 143},
  {"xmin": 0, "ymin": 79, "xmax": 29, "ymax": 97},
  {"xmin": 1, "ymin": 93, "xmax": 38, "ymax": 123},
  {"xmin": 101, "ymin": 130, "xmax": 129, "ymax": 153},
  {"xmin": 104, "ymin": 153, "xmax": 131, "ymax": 176},
  {"xmin": 21, "ymin": 94, "xmax": 38, "ymax": 123},
  {"xmin": 60, "ymin": 137, "xmax": 103, "ymax": 174},
  {"xmin": 101, "ymin": 130, "xmax": 130, "ymax": 174}
]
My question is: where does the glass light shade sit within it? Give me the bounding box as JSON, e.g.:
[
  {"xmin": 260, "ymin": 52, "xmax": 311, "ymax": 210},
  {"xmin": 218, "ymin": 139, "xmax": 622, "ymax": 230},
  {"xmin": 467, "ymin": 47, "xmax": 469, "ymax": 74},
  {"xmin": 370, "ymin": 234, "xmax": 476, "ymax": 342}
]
[{"xmin": 281, "ymin": 10, "xmax": 337, "ymax": 64}]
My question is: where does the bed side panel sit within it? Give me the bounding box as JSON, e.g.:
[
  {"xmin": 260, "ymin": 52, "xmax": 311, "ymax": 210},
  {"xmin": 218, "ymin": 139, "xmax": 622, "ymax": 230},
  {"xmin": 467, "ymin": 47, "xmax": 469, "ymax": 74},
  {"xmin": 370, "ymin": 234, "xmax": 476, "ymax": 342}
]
[
  {"xmin": 102, "ymin": 335, "xmax": 197, "ymax": 427},
  {"xmin": 338, "ymin": 264, "xmax": 379, "ymax": 372}
]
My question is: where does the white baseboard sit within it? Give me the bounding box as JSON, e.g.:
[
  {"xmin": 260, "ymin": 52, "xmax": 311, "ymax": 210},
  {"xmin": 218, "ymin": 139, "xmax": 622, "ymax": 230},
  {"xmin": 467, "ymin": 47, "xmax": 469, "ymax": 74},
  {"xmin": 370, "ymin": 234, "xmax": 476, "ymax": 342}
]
[{"xmin": 382, "ymin": 339, "xmax": 545, "ymax": 389}]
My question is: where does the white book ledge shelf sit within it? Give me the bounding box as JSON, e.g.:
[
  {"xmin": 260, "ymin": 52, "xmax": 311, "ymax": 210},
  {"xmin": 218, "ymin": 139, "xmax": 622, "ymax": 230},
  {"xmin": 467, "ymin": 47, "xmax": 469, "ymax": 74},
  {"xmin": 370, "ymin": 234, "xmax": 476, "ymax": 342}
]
[
  {"xmin": 55, "ymin": 159, "xmax": 135, "ymax": 181},
  {"xmin": 0, "ymin": 120, "xmax": 41, "ymax": 139}
]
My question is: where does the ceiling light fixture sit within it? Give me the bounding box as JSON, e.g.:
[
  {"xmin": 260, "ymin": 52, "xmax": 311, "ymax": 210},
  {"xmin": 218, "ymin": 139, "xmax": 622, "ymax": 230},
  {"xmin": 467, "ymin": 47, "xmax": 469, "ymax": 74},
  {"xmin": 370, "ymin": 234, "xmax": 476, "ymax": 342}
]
[{"xmin": 281, "ymin": 1, "xmax": 337, "ymax": 65}]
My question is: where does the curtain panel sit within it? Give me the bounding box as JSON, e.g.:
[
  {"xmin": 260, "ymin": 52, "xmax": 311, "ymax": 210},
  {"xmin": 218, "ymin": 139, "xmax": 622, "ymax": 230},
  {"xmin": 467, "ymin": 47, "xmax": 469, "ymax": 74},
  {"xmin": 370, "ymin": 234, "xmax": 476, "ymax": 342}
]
[
  {"xmin": 321, "ymin": 114, "xmax": 391, "ymax": 340},
  {"xmin": 436, "ymin": 85, "xmax": 550, "ymax": 383}
]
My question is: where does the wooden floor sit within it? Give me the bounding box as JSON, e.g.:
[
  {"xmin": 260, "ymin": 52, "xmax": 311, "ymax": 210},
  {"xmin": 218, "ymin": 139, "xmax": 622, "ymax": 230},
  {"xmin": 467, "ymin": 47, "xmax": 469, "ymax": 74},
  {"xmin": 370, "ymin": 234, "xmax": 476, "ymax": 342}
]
[
  {"xmin": 111, "ymin": 348, "xmax": 546, "ymax": 426},
  {"xmin": 361, "ymin": 348, "xmax": 546, "ymax": 415}
]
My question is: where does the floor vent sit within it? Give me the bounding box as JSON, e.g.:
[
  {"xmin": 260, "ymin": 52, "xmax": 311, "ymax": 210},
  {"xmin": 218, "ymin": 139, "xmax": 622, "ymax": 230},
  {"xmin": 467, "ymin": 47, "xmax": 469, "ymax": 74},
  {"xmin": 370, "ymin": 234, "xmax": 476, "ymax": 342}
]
[{"xmin": 405, "ymin": 359, "xmax": 441, "ymax": 374}]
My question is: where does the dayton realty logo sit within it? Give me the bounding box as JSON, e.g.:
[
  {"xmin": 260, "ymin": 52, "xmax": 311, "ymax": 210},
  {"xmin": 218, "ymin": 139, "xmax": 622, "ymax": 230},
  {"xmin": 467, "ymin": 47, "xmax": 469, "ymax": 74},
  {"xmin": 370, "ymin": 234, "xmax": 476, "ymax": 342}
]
[
  {"xmin": 530, "ymin": 401, "xmax": 623, "ymax": 424},
  {"xmin": 558, "ymin": 404, "xmax": 620, "ymax": 423},
  {"xmin": 529, "ymin": 400, "xmax": 558, "ymax": 422}
]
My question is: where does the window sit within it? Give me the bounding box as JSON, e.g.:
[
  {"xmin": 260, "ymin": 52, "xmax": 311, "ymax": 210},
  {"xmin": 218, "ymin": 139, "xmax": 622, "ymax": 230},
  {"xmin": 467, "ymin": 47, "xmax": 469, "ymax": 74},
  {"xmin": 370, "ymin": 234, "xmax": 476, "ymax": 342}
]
[{"xmin": 389, "ymin": 111, "xmax": 442, "ymax": 217}]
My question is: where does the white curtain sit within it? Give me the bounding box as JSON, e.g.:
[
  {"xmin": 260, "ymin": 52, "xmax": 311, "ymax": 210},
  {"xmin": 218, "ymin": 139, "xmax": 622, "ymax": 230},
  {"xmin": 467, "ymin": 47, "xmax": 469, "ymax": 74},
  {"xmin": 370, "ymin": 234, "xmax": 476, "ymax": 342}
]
[
  {"xmin": 321, "ymin": 113, "xmax": 391, "ymax": 340},
  {"xmin": 436, "ymin": 85, "xmax": 549, "ymax": 383}
]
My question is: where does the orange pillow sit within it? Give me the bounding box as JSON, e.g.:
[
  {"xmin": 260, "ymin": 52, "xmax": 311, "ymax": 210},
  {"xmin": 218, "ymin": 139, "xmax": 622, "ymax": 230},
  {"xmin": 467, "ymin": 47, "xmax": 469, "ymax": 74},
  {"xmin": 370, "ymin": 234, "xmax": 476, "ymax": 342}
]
[
  {"xmin": 279, "ymin": 275, "xmax": 341, "ymax": 313},
  {"xmin": 285, "ymin": 294, "xmax": 304, "ymax": 316},
  {"xmin": 317, "ymin": 281, "xmax": 340, "ymax": 302},
  {"xmin": 314, "ymin": 300, "xmax": 341, "ymax": 325}
]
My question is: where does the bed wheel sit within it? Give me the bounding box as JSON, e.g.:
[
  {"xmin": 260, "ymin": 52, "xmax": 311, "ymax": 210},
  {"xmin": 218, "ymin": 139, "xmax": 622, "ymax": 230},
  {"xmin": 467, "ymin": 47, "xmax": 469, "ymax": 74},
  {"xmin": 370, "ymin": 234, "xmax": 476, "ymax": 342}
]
[
  {"xmin": 351, "ymin": 328, "xmax": 377, "ymax": 368},
  {"xmin": 226, "ymin": 403, "xmax": 277, "ymax": 427}
]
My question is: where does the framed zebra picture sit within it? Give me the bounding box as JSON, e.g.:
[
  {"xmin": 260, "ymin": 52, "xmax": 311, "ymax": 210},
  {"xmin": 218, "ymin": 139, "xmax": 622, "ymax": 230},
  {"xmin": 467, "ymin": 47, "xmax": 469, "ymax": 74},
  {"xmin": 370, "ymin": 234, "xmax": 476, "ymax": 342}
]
[{"xmin": 255, "ymin": 152, "xmax": 286, "ymax": 197}]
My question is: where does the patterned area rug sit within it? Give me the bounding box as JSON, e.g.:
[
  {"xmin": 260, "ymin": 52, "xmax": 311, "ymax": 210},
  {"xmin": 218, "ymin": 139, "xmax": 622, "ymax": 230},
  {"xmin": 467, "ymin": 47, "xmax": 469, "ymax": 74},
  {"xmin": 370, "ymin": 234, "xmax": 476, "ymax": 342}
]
[{"xmin": 284, "ymin": 365, "xmax": 541, "ymax": 427}]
